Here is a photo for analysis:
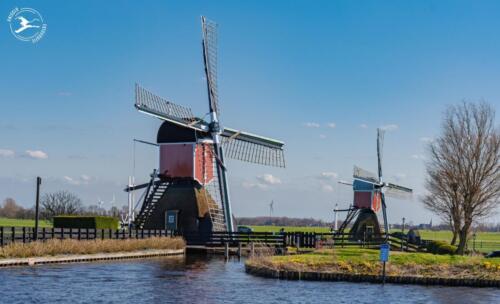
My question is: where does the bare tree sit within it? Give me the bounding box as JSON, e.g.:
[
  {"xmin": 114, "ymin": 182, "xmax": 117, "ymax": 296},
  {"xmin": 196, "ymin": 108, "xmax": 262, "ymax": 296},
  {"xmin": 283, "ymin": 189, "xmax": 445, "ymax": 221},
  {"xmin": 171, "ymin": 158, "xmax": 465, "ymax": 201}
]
[
  {"xmin": 41, "ymin": 191, "xmax": 83, "ymax": 219},
  {"xmin": 424, "ymin": 101, "xmax": 500, "ymax": 254},
  {"xmin": 0, "ymin": 198, "xmax": 21, "ymax": 218}
]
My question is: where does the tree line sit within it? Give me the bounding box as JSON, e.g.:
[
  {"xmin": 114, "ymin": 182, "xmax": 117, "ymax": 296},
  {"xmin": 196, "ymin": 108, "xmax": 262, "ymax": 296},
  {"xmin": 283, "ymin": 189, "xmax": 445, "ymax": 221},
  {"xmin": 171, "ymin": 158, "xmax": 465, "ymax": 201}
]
[{"xmin": 0, "ymin": 191, "xmax": 126, "ymax": 220}]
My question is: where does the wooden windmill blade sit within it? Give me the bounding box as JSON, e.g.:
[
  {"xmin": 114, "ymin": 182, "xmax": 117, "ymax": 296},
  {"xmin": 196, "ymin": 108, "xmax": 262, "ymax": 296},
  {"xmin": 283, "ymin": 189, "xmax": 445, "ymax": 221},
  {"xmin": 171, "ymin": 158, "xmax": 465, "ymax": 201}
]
[
  {"xmin": 385, "ymin": 182, "xmax": 413, "ymax": 199},
  {"xmin": 220, "ymin": 128, "xmax": 286, "ymax": 167},
  {"xmin": 135, "ymin": 84, "xmax": 210, "ymax": 132},
  {"xmin": 201, "ymin": 16, "xmax": 220, "ymax": 116},
  {"xmin": 353, "ymin": 165, "xmax": 379, "ymax": 184}
]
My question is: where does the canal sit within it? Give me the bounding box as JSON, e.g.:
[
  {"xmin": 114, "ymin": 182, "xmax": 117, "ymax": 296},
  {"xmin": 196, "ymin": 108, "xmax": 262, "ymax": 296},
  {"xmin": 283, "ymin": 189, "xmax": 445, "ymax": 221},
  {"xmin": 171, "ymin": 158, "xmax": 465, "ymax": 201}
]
[{"xmin": 0, "ymin": 254, "xmax": 498, "ymax": 303}]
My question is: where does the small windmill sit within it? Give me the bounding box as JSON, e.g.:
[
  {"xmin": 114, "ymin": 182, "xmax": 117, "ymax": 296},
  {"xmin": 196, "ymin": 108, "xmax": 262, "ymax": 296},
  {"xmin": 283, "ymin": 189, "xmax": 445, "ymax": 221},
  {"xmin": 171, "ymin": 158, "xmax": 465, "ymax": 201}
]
[
  {"xmin": 336, "ymin": 128, "xmax": 412, "ymax": 240},
  {"xmin": 126, "ymin": 17, "xmax": 285, "ymax": 235}
]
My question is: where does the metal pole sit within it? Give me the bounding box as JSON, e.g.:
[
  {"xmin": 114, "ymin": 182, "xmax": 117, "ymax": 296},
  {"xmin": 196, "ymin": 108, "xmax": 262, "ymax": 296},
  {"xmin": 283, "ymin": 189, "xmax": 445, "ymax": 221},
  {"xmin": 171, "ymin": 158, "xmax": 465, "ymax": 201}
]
[
  {"xmin": 382, "ymin": 261, "xmax": 386, "ymax": 285},
  {"xmin": 128, "ymin": 176, "xmax": 133, "ymax": 229},
  {"xmin": 334, "ymin": 203, "xmax": 338, "ymax": 231},
  {"xmin": 34, "ymin": 177, "xmax": 42, "ymax": 241}
]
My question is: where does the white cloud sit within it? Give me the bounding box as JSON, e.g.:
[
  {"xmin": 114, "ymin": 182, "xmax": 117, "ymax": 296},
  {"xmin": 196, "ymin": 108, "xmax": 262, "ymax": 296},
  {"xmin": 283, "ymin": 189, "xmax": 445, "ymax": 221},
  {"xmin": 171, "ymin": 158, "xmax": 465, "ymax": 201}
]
[
  {"xmin": 303, "ymin": 122, "xmax": 320, "ymax": 128},
  {"xmin": 0, "ymin": 149, "xmax": 15, "ymax": 158},
  {"xmin": 80, "ymin": 174, "xmax": 91, "ymax": 181},
  {"xmin": 380, "ymin": 124, "xmax": 399, "ymax": 131},
  {"xmin": 326, "ymin": 122, "xmax": 336, "ymax": 128},
  {"xmin": 420, "ymin": 137, "xmax": 433, "ymax": 143},
  {"xmin": 63, "ymin": 176, "xmax": 80, "ymax": 185},
  {"xmin": 411, "ymin": 154, "xmax": 425, "ymax": 160},
  {"xmin": 257, "ymin": 174, "xmax": 282, "ymax": 185},
  {"xmin": 392, "ymin": 173, "xmax": 407, "ymax": 182},
  {"xmin": 63, "ymin": 174, "xmax": 93, "ymax": 186},
  {"xmin": 321, "ymin": 184, "xmax": 334, "ymax": 193},
  {"xmin": 24, "ymin": 150, "xmax": 48, "ymax": 159},
  {"xmin": 242, "ymin": 181, "xmax": 267, "ymax": 190},
  {"xmin": 317, "ymin": 172, "xmax": 338, "ymax": 180},
  {"xmin": 359, "ymin": 124, "xmax": 368, "ymax": 129}
]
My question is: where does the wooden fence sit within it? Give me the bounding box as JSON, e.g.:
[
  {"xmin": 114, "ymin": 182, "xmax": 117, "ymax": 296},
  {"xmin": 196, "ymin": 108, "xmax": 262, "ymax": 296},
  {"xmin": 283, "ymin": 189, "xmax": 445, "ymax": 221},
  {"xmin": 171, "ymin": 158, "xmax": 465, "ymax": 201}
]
[{"xmin": 0, "ymin": 226, "xmax": 174, "ymax": 247}]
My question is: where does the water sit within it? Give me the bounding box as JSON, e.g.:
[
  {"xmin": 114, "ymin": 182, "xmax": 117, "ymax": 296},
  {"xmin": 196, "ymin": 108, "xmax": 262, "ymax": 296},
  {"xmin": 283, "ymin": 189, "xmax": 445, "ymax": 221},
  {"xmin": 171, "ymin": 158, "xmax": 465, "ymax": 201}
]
[{"xmin": 0, "ymin": 254, "xmax": 498, "ymax": 304}]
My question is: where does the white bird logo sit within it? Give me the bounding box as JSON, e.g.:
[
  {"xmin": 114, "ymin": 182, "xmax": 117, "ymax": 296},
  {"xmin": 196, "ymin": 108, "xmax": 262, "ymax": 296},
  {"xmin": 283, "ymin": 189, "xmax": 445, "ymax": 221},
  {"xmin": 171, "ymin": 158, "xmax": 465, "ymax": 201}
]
[{"xmin": 15, "ymin": 16, "xmax": 40, "ymax": 34}]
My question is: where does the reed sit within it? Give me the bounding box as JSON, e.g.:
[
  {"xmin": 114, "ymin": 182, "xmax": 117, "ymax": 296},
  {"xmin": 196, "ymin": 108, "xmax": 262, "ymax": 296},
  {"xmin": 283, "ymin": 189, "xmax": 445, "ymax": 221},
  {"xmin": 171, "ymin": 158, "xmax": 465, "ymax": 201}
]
[{"xmin": 0, "ymin": 237, "xmax": 185, "ymax": 258}]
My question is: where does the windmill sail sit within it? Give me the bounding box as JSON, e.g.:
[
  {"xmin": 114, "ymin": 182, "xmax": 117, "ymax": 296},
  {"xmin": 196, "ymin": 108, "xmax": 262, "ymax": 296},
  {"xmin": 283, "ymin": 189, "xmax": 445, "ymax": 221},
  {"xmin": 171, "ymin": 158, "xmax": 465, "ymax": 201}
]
[
  {"xmin": 135, "ymin": 84, "xmax": 209, "ymax": 132},
  {"xmin": 377, "ymin": 128, "xmax": 385, "ymax": 181},
  {"xmin": 385, "ymin": 182, "xmax": 413, "ymax": 199},
  {"xmin": 201, "ymin": 16, "xmax": 219, "ymax": 116},
  {"xmin": 353, "ymin": 165, "xmax": 379, "ymax": 184},
  {"xmin": 221, "ymin": 128, "xmax": 285, "ymax": 167}
]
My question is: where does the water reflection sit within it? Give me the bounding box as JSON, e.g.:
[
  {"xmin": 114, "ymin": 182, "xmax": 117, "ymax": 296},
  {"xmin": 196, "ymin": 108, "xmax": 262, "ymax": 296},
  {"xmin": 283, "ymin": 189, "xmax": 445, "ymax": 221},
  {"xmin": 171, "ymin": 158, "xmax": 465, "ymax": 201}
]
[{"xmin": 0, "ymin": 254, "xmax": 498, "ymax": 304}]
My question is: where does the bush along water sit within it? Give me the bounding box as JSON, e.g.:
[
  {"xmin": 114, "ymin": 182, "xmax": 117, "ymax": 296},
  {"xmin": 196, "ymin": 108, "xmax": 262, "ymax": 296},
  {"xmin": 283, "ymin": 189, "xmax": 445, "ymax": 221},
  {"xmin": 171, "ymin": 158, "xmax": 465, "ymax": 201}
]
[{"xmin": 426, "ymin": 240, "xmax": 457, "ymax": 255}]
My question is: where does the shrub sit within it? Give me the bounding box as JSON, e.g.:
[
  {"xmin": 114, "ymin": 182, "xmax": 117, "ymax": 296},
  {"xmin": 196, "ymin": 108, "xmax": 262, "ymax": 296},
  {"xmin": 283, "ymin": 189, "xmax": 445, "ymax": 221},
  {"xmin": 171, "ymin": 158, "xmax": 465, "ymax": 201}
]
[
  {"xmin": 53, "ymin": 216, "xmax": 119, "ymax": 229},
  {"xmin": 426, "ymin": 240, "xmax": 457, "ymax": 255}
]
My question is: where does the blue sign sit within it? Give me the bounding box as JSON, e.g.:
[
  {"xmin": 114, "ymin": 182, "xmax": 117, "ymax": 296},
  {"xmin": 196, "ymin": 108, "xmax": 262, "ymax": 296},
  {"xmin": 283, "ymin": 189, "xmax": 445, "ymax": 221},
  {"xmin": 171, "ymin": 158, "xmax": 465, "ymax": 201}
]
[{"xmin": 380, "ymin": 243, "xmax": 390, "ymax": 262}]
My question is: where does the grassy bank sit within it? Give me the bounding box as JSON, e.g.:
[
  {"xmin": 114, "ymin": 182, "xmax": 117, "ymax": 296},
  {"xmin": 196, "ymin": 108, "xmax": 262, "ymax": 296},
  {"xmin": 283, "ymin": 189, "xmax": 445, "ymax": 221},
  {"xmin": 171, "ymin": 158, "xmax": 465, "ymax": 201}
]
[
  {"xmin": 0, "ymin": 218, "xmax": 52, "ymax": 228},
  {"xmin": 0, "ymin": 237, "xmax": 185, "ymax": 259},
  {"xmin": 247, "ymin": 248, "xmax": 500, "ymax": 280}
]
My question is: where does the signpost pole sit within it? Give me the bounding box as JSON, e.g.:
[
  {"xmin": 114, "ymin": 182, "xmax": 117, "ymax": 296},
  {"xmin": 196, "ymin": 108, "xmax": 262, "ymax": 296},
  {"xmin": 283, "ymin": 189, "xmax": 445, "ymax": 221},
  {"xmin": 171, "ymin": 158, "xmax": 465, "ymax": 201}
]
[{"xmin": 380, "ymin": 243, "xmax": 389, "ymax": 285}]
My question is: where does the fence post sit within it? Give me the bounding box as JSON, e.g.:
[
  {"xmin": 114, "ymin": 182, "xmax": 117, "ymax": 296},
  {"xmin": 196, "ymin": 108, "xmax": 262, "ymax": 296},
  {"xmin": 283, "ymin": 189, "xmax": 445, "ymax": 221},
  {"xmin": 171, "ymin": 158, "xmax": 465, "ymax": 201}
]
[
  {"xmin": 60, "ymin": 228, "xmax": 64, "ymax": 240},
  {"xmin": 69, "ymin": 228, "xmax": 73, "ymax": 239},
  {"xmin": 136, "ymin": 228, "xmax": 139, "ymax": 239},
  {"xmin": 129, "ymin": 228, "xmax": 132, "ymax": 239},
  {"xmin": 122, "ymin": 229, "xmax": 125, "ymax": 239},
  {"xmin": 11, "ymin": 227, "xmax": 15, "ymax": 243},
  {"xmin": 51, "ymin": 227, "xmax": 54, "ymax": 240},
  {"xmin": 141, "ymin": 229, "xmax": 144, "ymax": 239},
  {"xmin": 101, "ymin": 229, "xmax": 105, "ymax": 240},
  {"xmin": 78, "ymin": 228, "xmax": 81, "ymax": 240},
  {"xmin": 109, "ymin": 229, "xmax": 112, "ymax": 239},
  {"xmin": 42, "ymin": 228, "xmax": 46, "ymax": 241},
  {"xmin": 0, "ymin": 227, "xmax": 3, "ymax": 247},
  {"xmin": 22, "ymin": 227, "xmax": 26, "ymax": 243},
  {"xmin": 148, "ymin": 229, "xmax": 151, "ymax": 238}
]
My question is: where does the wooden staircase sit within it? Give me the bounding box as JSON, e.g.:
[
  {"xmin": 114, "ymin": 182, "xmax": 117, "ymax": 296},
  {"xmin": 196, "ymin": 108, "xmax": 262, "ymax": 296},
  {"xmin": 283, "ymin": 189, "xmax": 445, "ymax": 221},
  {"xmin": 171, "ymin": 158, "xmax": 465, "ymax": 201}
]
[{"xmin": 135, "ymin": 175, "xmax": 169, "ymax": 229}]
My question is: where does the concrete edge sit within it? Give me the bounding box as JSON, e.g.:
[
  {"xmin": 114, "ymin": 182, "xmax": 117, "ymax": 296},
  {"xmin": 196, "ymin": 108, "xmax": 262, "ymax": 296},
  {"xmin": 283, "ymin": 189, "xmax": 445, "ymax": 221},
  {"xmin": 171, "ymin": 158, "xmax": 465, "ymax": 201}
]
[
  {"xmin": 245, "ymin": 263, "xmax": 500, "ymax": 288},
  {"xmin": 0, "ymin": 248, "xmax": 185, "ymax": 267}
]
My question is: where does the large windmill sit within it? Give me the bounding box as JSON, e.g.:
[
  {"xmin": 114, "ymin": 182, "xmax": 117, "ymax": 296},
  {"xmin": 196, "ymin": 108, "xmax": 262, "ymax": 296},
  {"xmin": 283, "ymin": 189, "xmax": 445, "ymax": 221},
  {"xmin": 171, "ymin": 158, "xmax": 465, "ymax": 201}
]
[
  {"xmin": 125, "ymin": 17, "xmax": 285, "ymax": 236},
  {"xmin": 336, "ymin": 129, "xmax": 412, "ymax": 240}
]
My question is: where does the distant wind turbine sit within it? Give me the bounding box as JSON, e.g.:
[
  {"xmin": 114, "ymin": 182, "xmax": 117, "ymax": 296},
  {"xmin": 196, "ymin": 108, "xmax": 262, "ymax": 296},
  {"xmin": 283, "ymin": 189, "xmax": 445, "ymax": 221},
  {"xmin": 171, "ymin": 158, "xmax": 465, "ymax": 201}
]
[{"xmin": 269, "ymin": 200, "xmax": 274, "ymax": 217}]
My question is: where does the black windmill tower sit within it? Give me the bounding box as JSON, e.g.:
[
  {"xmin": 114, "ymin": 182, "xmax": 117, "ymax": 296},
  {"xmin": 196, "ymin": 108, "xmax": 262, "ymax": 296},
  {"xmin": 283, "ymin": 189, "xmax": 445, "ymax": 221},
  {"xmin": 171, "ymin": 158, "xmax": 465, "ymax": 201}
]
[{"xmin": 126, "ymin": 17, "xmax": 285, "ymax": 237}]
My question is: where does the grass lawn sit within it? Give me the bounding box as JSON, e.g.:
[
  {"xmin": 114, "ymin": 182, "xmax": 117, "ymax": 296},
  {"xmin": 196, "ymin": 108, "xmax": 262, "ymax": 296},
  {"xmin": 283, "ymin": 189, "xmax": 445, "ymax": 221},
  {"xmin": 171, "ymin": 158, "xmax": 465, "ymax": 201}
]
[
  {"xmin": 0, "ymin": 218, "xmax": 52, "ymax": 228},
  {"xmin": 247, "ymin": 248, "xmax": 500, "ymax": 280}
]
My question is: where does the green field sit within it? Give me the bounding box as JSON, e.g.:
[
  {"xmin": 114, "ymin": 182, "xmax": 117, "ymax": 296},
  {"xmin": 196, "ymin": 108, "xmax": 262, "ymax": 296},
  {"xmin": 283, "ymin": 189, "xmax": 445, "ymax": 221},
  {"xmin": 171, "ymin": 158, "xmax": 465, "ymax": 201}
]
[{"xmin": 0, "ymin": 218, "xmax": 52, "ymax": 228}]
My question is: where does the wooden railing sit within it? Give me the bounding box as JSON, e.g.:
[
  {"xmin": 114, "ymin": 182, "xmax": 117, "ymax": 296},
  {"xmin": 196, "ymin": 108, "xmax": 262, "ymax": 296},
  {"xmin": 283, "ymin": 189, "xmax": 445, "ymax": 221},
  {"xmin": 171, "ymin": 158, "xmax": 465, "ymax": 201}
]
[{"xmin": 0, "ymin": 226, "xmax": 174, "ymax": 247}]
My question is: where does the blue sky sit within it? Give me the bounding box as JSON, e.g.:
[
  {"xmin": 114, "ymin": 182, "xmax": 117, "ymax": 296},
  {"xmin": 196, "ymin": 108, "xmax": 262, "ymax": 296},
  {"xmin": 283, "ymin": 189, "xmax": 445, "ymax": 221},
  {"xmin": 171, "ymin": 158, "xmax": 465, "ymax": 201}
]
[{"xmin": 0, "ymin": 0, "xmax": 499, "ymax": 225}]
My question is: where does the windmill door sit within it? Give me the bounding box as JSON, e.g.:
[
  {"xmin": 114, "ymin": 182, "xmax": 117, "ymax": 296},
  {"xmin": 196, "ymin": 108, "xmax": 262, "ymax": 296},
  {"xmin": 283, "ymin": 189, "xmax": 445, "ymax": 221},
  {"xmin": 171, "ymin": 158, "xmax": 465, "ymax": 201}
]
[{"xmin": 165, "ymin": 210, "xmax": 179, "ymax": 231}]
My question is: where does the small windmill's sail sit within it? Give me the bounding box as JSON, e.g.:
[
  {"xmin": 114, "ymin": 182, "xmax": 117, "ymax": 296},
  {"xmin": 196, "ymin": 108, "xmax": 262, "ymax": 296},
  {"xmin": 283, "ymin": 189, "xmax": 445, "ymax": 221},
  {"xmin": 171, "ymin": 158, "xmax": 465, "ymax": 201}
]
[
  {"xmin": 201, "ymin": 17, "xmax": 219, "ymax": 116},
  {"xmin": 221, "ymin": 128, "xmax": 286, "ymax": 167},
  {"xmin": 135, "ymin": 84, "xmax": 209, "ymax": 132},
  {"xmin": 353, "ymin": 165, "xmax": 378, "ymax": 184},
  {"xmin": 385, "ymin": 182, "xmax": 413, "ymax": 199},
  {"xmin": 377, "ymin": 128, "xmax": 385, "ymax": 180}
]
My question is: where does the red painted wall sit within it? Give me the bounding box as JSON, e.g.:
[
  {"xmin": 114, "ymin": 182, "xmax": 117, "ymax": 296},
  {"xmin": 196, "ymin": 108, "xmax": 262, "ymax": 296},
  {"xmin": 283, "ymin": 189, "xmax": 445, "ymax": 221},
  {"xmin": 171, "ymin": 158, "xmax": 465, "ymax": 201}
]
[
  {"xmin": 159, "ymin": 144, "xmax": 194, "ymax": 178},
  {"xmin": 194, "ymin": 143, "xmax": 214, "ymax": 185},
  {"xmin": 354, "ymin": 192, "xmax": 372, "ymax": 209}
]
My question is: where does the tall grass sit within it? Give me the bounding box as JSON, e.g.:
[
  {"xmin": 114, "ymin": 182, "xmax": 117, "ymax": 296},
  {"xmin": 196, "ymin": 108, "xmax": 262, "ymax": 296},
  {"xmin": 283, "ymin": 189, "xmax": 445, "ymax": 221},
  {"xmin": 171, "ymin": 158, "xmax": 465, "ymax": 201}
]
[{"xmin": 0, "ymin": 237, "xmax": 185, "ymax": 259}]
